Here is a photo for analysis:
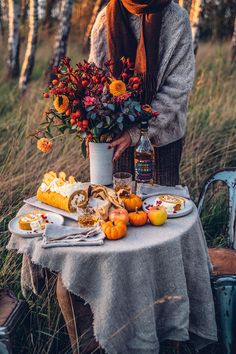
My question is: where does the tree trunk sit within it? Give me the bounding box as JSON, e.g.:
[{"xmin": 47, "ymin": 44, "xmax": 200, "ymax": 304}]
[
  {"xmin": 189, "ymin": 0, "xmax": 203, "ymax": 54},
  {"xmin": 19, "ymin": 0, "xmax": 38, "ymax": 93},
  {"xmin": 7, "ymin": 0, "xmax": 21, "ymax": 77},
  {"xmin": 0, "ymin": 2, "xmax": 4, "ymax": 36},
  {"xmin": 231, "ymin": 17, "xmax": 236, "ymax": 63},
  {"xmin": 82, "ymin": 0, "xmax": 105, "ymax": 53},
  {"xmin": 48, "ymin": 0, "xmax": 74, "ymax": 80},
  {"xmin": 43, "ymin": 0, "xmax": 54, "ymax": 29},
  {"xmin": 21, "ymin": 0, "xmax": 29, "ymax": 24}
]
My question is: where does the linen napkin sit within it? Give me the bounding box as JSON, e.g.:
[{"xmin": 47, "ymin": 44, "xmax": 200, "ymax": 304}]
[
  {"xmin": 42, "ymin": 224, "xmax": 105, "ymax": 248},
  {"xmin": 137, "ymin": 184, "xmax": 190, "ymax": 200}
]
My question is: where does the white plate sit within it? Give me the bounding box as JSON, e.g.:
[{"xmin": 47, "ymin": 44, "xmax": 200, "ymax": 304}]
[
  {"xmin": 24, "ymin": 196, "xmax": 107, "ymax": 221},
  {"xmin": 8, "ymin": 211, "xmax": 64, "ymax": 237},
  {"xmin": 142, "ymin": 195, "xmax": 194, "ymax": 218}
]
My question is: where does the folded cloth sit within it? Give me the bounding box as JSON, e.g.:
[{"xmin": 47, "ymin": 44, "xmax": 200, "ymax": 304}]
[
  {"xmin": 137, "ymin": 184, "xmax": 190, "ymax": 199},
  {"xmin": 42, "ymin": 224, "xmax": 105, "ymax": 248}
]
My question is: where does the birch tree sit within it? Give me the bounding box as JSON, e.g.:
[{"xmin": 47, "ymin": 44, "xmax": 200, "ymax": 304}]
[
  {"xmin": 232, "ymin": 17, "xmax": 236, "ymax": 62},
  {"xmin": 7, "ymin": 0, "xmax": 21, "ymax": 77},
  {"xmin": 189, "ymin": 0, "xmax": 204, "ymax": 54},
  {"xmin": 48, "ymin": 0, "xmax": 74, "ymax": 79},
  {"xmin": 19, "ymin": 0, "xmax": 38, "ymax": 93},
  {"xmin": 21, "ymin": 0, "xmax": 28, "ymax": 23},
  {"xmin": 43, "ymin": 0, "xmax": 54, "ymax": 28}
]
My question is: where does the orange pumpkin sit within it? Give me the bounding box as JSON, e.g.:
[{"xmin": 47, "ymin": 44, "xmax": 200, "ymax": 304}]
[
  {"xmin": 129, "ymin": 208, "xmax": 148, "ymax": 226},
  {"xmin": 102, "ymin": 220, "xmax": 127, "ymax": 240},
  {"xmin": 123, "ymin": 194, "xmax": 142, "ymax": 212}
]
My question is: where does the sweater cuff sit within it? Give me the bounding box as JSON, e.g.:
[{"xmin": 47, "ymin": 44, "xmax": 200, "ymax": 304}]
[{"xmin": 127, "ymin": 126, "xmax": 140, "ymax": 147}]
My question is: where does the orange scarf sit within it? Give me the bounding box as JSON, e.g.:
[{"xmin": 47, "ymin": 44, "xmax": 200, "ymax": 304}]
[{"xmin": 107, "ymin": 0, "xmax": 171, "ymax": 104}]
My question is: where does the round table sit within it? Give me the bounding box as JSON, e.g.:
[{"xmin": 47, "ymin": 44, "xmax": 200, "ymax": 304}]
[{"xmin": 7, "ymin": 204, "xmax": 217, "ymax": 354}]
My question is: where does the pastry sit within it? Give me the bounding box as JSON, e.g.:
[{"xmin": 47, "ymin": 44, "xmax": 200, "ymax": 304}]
[
  {"xmin": 155, "ymin": 194, "xmax": 186, "ymax": 213},
  {"xmin": 18, "ymin": 210, "xmax": 46, "ymax": 230},
  {"xmin": 36, "ymin": 171, "xmax": 88, "ymax": 212},
  {"xmin": 89, "ymin": 184, "xmax": 124, "ymax": 209}
]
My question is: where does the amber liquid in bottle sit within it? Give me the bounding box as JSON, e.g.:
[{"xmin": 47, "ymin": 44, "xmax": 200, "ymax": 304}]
[{"xmin": 134, "ymin": 120, "xmax": 155, "ymax": 192}]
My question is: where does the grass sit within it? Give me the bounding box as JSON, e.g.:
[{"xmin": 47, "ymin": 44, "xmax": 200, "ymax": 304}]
[{"xmin": 0, "ymin": 37, "xmax": 235, "ymax": 353}]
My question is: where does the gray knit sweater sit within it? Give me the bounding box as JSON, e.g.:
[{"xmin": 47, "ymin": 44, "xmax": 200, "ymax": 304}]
[{"xmin": 88, "ymin": 1, "xmax": 195, "ymax": 147}]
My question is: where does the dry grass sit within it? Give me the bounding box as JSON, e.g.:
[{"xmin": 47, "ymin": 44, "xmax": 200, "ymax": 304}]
[{"xmin": 0, "ymin": 39, "xmax": 235, "ymax": 353}]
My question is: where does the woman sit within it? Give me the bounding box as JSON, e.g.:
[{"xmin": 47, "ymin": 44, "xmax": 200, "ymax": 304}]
[{"xmin": 89, "ymin": 0, "xmax": 195, "ymax": 186}]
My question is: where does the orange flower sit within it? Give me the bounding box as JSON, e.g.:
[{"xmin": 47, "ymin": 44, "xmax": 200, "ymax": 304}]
[
  {"xmin": 53, "ymin": 95, "xmax": 69, "ymax": 113},
  {"xmin": 142, "ymin": 104, "xmax": 152, "ymax": 113},
  {"xmin": 37, "ymin": 138, "xmax": 53, "ymax": 153},
  {"xmin": 109, "ymin": 80, "xmax": 126, "ymax": 97}
]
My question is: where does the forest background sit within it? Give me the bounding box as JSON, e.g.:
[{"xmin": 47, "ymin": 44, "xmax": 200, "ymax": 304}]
[{"xmin": 0, "ymin": 0, "xmax": 236, "ymax": 353}]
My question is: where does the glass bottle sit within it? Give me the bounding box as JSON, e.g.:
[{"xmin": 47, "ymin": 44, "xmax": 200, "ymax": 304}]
[{"xmin": 134, "ymin": 119, "xmax": 155, "ymax": 192}]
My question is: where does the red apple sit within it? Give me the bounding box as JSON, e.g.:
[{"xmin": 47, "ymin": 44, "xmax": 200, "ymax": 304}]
[
  {"xmin": 109, "ymin": 208, "xmax": 129, "ymax": 225},
  {"xmin": 148, "ymin": 205, "xmax": 167, "ymax": 226}
]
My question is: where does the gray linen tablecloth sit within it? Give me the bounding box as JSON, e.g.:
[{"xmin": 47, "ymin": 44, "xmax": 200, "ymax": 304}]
[{"xmin": 7, "ymin": 204, "xmax": 217, "ymax": 354}]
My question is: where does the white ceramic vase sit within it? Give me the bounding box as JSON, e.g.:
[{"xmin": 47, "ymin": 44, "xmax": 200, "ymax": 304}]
[{"xmin": 89, "ymin": 142, "xmax": 114, "ymax": 185}]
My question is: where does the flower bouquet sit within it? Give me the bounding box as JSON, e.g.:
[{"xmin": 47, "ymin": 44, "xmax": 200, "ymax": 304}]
[{"xmin": 35, "ymin": 57, "xmax": 158, "ymax": 185}]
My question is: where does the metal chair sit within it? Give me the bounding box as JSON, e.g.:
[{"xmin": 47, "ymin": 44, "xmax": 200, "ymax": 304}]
[
  {"xmin": 198, "ymin": 168, "xmax": 236, "ymax": 354},
  {"xmin": 0, "ymin": 289, "xmax": 28, "ymax": 354}
]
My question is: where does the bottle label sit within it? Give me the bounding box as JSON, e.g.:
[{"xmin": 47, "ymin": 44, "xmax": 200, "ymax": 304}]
[{"xmin": 134, "ymin": 159, "xmax": 153, "ymax": 182}]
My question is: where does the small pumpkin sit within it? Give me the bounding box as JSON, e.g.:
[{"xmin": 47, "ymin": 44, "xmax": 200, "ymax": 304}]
[
  {"xmin": 102, "ymin": 220, "xmax": 127, "ymax": 240},
  {"xmin": 129, "ymin": 208, "xmax": 148, "ymax": 226},
  {"xmin": 122, "ymin": 194, "xmax": 142, "ymax": 212}
]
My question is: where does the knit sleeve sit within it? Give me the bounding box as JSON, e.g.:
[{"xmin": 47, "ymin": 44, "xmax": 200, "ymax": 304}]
[
  {"xmin": 128, "ymin": 10, "xmax": 195, "ymax": 147},
  {"xmin": 88, "ymin": 6, "xmax": 108, "ymax": 67}
]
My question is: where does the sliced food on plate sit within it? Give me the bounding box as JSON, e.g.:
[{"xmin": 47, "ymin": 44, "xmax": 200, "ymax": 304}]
[
  {"xmin": 142, "ymin": 194, "xmax": 194, "ymax": 218},
  {"xmin": 8, "ymin": 210, "xmax": 64, "ymax": 237},
  {"xmin": 18, "ymin": 210, "xmax": 48, "ymax": 231}
]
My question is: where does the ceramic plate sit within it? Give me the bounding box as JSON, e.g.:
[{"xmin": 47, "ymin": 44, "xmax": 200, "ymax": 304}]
[
  {"xmin": 24, "ymin": 196, "xmax": 107, "ymax": 221},
  {"xmin": 8, "ymin": 211, "xmax": 64, "ymax": 237},
  {"xmin": 142, "ymin": 195, "xmax": 194, "ymax": 218}
]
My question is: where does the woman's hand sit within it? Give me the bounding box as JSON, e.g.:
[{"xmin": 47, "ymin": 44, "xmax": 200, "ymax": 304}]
[{"xmin": 109, "ymin": 132, "xmax": 131, "ymax": 161}]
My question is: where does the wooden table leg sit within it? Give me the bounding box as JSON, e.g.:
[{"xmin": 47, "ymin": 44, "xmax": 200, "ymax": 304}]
[{"xmin": 56, "ymin": 273, "xmax": 79, "ymax": 354}]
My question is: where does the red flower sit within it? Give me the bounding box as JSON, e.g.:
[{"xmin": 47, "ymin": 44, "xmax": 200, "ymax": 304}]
[{"xmin": 83, "ymin": 96, "xmax": 97, "ymax": 107}]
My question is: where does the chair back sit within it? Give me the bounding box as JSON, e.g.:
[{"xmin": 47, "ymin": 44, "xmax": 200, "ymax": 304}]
[{"xmin": 198, "ymin": 168, "xmax": 236, "ymax": 249}]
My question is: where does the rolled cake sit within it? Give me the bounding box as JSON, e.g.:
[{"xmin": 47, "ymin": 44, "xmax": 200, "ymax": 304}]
[
  {"xmin": 36, "ymin": 171, "xmax": 88, "ymax": 212},
  {"xmin": 18, "ymin": 210, "xmax": 46, "ymax": 230},
  {"xmin": 157, "ymin": 194, "xmax": 185, "ymax": 213}
]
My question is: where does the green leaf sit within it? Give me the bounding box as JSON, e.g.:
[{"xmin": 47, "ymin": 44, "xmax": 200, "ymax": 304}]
[
  {"xmin": 81, "ymin": 139, "xmax": 87, "ymax": 159},
  {"xmin": 96, "ymin": 122, "xmax": 103, "ymax": 129},
  {"xmin": 45, "ymin": 131, "xmax": 53, "ymax": 138},
  {"xmin": 106, "ymin": 116, "xmax": 111, "ymax": 125},
  {"xmin": 107, "ymin": 103, "xmax": 115, "ymax": 111},
  {"xmin": 86, "ymin": 105, "xmax": 95, "ymax": 112},
  {"xmin": 117, "ymin": 116, "xmax": 123, "ymax": 123},
  {"xmin": 134, "ymin": 105, "xmax": 141, "ymax": 112},
  {"xmin": 91, "ymin": 112, "xmax": 96, "ymax": 120},
  {"xmin": 59, "ymin": 127, "xmax": 67, "ymax": 133},
  {"xmin": 118, "ymin": 122, "xmax": 123, "ymax": 131},
  {"xmin": 128, "ymin": 114, "xmax": 135, "ymax": 122}
]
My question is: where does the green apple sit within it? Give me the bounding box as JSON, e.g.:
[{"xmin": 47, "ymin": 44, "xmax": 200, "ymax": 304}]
[{"xmin": 148, "ymin": 205, "xmax": 168, "ymax": 226}]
